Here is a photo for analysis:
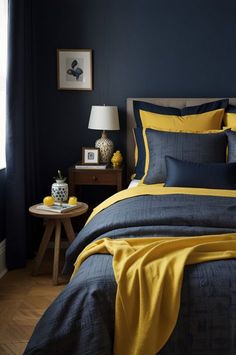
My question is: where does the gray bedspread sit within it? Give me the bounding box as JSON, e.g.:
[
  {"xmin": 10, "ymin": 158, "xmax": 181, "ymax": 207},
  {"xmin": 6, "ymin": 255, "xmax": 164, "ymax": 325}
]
[{"xmin": 24, "ymin": 193, "xmax": 236, "ymax": 355}]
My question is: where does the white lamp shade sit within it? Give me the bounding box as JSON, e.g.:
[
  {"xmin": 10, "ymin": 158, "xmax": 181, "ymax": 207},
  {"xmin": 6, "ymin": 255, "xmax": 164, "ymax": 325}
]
[{"xmin": 88, "ymin": 105, "xmax": 120, "ymax": 131}]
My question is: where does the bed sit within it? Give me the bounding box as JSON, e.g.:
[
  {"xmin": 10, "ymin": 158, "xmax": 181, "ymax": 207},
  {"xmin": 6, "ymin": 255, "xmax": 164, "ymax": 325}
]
[{"xmin": 24, "ymin": 98, "xmax": 236, "ymax": 355}]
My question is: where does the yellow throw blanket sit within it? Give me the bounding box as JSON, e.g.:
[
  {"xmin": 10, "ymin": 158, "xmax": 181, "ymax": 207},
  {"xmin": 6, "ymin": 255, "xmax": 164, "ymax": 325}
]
[{"xmin": 71, "ymin": 234, "xmax": 236, "ymax": 355}]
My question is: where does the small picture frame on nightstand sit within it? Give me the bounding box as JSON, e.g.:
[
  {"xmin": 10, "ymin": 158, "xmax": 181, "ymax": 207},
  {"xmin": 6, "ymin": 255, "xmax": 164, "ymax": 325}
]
[{"xmin": 82, "ymin": 147, "xmax": 99, "ymax": 164}]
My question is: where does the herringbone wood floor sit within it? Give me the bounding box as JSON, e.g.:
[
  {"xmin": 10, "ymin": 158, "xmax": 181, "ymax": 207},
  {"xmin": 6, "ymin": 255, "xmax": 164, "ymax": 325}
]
[{"xmin": 0, "ymin": 250, "xmax": 69, "ymax": 355}]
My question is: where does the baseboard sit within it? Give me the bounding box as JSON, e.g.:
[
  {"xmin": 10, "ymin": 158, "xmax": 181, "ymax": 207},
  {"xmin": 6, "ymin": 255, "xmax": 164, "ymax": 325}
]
[{"xmin": 0, "ymin": 239, "xmax": 7, "ymax": 279}]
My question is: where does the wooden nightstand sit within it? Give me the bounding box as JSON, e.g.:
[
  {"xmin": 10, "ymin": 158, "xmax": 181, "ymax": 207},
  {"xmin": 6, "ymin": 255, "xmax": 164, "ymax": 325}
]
[
  {"xmin": 29, "ymin": 202, "xmax": 88, "ymax": 285},
  {"xmin": 68, "ymin": 166, "xmax": 123, "ymax": 202}
]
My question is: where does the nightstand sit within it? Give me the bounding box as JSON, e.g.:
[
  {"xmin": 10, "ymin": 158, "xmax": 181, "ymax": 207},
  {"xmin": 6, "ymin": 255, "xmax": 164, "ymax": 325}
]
[
  {"xmin": 68, "ymin": 166, "xmax": 123, "ymax": 204},
  {"xmin": 29, "ymin": 202, "xmax": 88, "ymax": 285}
]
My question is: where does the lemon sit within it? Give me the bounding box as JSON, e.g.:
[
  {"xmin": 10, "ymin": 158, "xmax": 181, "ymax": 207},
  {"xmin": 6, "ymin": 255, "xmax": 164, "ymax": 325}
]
[
  {"xmin": 43, "ymin": 196, "xmax": 55, "ymax": 206},
  {"xmin": 68, "ymin": 196, "xmax": 77, "ymax": 205}
]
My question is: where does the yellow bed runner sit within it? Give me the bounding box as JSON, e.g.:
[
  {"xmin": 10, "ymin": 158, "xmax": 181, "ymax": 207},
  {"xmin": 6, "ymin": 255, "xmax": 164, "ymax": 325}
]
[
  {"xmin": 87, "ymin": 183, "xmax": 236, "ymax": 223},
  {"xmin": 72, "ymin": 234, "xmax": 236, "ymax": 355}
]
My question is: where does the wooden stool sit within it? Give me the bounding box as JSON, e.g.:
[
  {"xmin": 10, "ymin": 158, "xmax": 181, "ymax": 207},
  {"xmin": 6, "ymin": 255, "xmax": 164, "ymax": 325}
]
[{"xmin": 29, "ymin": 202, "xmax": 88, "ymax": 285}]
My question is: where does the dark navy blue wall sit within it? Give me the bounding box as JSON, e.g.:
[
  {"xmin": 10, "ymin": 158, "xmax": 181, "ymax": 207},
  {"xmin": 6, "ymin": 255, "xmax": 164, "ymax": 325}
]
[
  {"xmin": 0, "ymin": 170, "xmax": 5, "ymax": 242},
  {"xmin": 1, "ymin": 0, "xmax": 236, "ymax": 241},
  {"xmin": 18, "ymin": 0, "xmax": 236, "ymax": 196}
]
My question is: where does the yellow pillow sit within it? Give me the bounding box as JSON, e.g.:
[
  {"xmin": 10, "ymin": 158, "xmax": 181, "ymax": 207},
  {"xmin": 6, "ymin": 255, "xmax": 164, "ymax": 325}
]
[
  {"xmin": 223, "ymin": 112, "xmax": 236, "ymax": 128},
  {"xmin": 140, "ymin": 108, "xmax": 224, "ymax": 131}
]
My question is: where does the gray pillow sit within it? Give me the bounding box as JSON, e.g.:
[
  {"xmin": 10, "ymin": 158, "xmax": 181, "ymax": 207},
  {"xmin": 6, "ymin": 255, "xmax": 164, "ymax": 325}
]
[
  {"xmin": 144, "ymin": 129, "xmax": 227, "ymax": 184},
  {"xmin": 226, "ymin": 130, "xmax": 236, "ymax": 162}
]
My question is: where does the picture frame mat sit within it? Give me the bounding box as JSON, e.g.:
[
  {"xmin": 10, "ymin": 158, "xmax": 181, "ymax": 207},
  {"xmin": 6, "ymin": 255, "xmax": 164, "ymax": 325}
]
[{"xmin": 57, "ymin": 49, "xmax": 92, "ymax": 90}]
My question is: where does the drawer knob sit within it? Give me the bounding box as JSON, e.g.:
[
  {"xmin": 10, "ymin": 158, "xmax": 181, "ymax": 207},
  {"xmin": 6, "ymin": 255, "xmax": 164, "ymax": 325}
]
[{"xmin": 92, "ymin": 175, "xmax": 97, "ymax": 181}]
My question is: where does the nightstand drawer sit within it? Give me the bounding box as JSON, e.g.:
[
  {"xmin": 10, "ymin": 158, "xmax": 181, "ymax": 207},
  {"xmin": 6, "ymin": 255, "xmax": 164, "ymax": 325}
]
[
  {"xmin": 75, "ymin": 170, "xmax": 118, "ymax": 185},
  {"xmin": 69, "ymin": 166, "xmax": 123, "ymax": 197}
]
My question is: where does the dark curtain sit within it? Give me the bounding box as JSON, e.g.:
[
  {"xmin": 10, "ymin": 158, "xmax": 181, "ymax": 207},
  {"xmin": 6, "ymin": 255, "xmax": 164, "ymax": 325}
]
[{"xmin": 6, "ymin": 0, "xmax": 39, "ymax": 269}]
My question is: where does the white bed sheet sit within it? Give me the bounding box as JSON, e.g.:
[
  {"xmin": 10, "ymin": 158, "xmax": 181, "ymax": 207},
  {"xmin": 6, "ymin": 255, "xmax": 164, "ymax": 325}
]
[{"xmin": 128, "ymin": 179, "xmax": 140, "ymax": 188}]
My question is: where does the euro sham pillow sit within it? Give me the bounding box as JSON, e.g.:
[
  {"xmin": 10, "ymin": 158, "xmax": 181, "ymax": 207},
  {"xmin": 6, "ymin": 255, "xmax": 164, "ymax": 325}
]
[
  {"xmin": 165, "ymin": 156, "xmax": 236, "ymax": 189},
  {"xmin": 134, "ymin": 99, "xmax": 228, "ymax": 130},
  {"xmin": 133, "ymin": 99, "xmax": 228, "ymax": 179},
  {"xmin": 143, "ymin": 128, "xmax": 228, "ymax": 184}
]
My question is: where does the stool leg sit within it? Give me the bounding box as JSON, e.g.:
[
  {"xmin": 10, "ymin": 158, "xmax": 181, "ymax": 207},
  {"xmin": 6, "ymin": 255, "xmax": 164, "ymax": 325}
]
[
  {"xmin": 32, "ymin": 220, "xmax": 55, "ymax": 276},
  {"xmin": 53, "ymin": 220, "xmax": 61, "ymax": 285},
  {"xmin": 62, "ymin": 218, "xmax": 75, "ymax": 243}
]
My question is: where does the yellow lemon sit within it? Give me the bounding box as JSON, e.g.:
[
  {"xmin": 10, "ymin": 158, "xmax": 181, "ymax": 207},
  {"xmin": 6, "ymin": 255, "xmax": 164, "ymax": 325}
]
[
  {"xmin": 68, "ymin": 196, "xmax": 77, "ymax": 205},
  {"xmin": 43, "ymin": 196, "xmax": 55, "ymax": 206}
]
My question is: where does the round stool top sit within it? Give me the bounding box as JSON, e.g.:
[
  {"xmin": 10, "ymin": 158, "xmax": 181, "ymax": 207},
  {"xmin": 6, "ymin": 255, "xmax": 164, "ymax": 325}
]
[{"xmin": 29, "ymin": 202, "xmax": 89, "ymax": 219}]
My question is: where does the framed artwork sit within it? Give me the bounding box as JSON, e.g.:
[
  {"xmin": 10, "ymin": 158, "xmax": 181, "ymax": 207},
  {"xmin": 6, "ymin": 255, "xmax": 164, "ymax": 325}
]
[
  {"xmin": 82, "ymin": 147, "xmax": 99, "ymax": 164},
  {"xmin": 57, "ymin": 49, "xmax": 92, "ymax": 90}
]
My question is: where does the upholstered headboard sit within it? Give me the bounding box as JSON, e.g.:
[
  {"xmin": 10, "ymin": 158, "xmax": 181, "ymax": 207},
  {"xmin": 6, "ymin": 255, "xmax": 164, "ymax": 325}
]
[{"xmin": 126, "ymin": 98, "xmax": 236, "ymax": 179}]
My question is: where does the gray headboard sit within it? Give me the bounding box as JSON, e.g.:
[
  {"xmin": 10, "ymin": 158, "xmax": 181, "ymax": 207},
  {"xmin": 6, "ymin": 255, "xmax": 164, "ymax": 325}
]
[{"xmin": 126, "ymin": 97, "xmax": 236, "ymax": 180}]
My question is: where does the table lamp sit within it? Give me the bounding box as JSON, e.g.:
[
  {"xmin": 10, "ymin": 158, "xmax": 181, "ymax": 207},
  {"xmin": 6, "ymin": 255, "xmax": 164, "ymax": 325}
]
[{"xmin": 88, "ymin": 105, "xmax": 120, "ymax": 163}]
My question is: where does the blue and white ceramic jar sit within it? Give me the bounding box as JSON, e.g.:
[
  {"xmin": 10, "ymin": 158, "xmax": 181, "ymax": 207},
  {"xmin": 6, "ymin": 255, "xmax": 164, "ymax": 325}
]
[{"xmin": 51, "ymin": 179, "xmax": 68, "ymax": 202}]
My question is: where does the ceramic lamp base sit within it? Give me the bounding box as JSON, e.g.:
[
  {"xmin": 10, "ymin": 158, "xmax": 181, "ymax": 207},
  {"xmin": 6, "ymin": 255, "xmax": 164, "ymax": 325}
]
[{"xmin": 95, "ymin": 131, "xmax": 114, "ymax": 163}]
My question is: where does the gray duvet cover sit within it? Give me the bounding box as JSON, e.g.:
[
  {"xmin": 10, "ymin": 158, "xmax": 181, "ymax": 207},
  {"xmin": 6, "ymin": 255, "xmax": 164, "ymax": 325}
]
[{"xmin": 24, "ymin": 193, "xmax": 236, "ymax": 355}]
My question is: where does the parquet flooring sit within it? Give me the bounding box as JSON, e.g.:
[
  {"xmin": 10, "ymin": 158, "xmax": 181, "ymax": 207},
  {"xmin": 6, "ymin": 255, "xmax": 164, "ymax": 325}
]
[{"xmin": 0, "ymin": 250, "xmax": 69, "ymax": 355}]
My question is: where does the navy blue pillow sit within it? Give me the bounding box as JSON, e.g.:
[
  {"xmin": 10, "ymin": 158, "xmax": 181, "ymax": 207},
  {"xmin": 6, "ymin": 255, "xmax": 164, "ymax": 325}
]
[
  {"xmin": 225, "ymin": 104, "xmax": 236, "ymax": 113},
  {"xmin": 144, "ymin": 129, "xmax": 227, "ymax": 184},
  {"xmin": 165, "ymin": 156, "xmax": 236, "ymax": 189}
]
